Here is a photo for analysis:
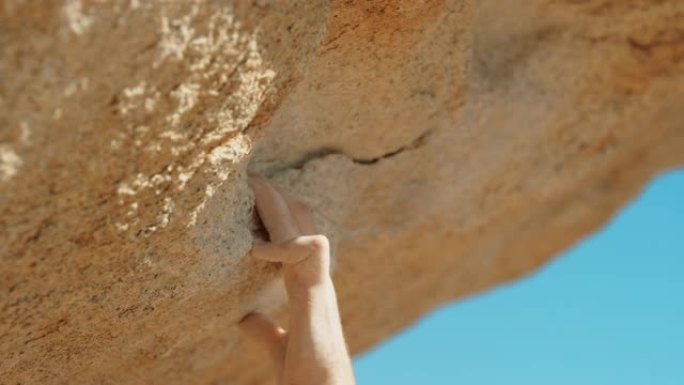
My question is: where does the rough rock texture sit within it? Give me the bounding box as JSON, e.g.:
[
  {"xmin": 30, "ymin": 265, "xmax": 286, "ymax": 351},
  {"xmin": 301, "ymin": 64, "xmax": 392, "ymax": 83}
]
[{"xmin": 1, "ymin": 1, "xmax": 683, "ymax": 384}]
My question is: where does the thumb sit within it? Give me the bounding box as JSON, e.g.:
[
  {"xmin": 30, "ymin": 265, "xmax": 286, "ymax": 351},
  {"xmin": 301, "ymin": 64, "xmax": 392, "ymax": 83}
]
[{"xmin": 239, "ymin": 313, "xmax": 287, "ymax": 372}]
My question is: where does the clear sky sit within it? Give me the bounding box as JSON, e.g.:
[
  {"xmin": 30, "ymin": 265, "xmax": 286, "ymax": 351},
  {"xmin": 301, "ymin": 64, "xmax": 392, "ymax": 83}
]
[{"xmin": 353, "ymin": 168, "xmax": 684, "ymax": 385}]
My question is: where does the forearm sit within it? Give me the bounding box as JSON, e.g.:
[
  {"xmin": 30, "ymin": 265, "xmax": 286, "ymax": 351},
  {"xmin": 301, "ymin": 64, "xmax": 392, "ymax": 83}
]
[{"xmin": 285, "ymin": 276, "xmax": 355, "ymax": 385}]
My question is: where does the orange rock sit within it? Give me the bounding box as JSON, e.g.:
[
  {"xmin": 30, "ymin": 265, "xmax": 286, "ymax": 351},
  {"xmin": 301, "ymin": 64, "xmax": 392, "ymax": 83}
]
[{"xmin": 1, "ymin": 1, "xmax": 683, "ymax": 384}]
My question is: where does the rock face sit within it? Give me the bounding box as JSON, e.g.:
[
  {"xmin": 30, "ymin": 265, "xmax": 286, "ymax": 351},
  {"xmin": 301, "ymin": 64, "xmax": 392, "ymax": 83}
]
[{"xmin": 1, "ymin": 0, "xmax": 683, "ymax": 384}]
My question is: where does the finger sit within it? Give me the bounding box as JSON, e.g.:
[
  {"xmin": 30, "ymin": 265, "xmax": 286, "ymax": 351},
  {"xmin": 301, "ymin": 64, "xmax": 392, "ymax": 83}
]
[
  {"xmin": 239, "ymin": 313, "xmax": 287, "ymax": 372},
  {"xmin": 271, "ymin": 184, "xmax": 317, "ymax": 235},
  {"xmin": 251, "ymin": 235, "xmax": 327, "ymax": 264},
  {"xmin": 248, "ymin": 175, "xmax": 299, "ymax": 242}
]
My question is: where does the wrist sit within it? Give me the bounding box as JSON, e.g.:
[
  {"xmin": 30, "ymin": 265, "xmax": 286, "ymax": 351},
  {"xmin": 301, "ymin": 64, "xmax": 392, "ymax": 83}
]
[{"xmin": 284, "ymin": 270, "xmax": 334, "ymax": 302}]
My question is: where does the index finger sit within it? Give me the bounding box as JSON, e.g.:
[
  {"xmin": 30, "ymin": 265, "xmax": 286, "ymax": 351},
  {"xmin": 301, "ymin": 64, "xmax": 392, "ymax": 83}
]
[
  {"xmin": 271, "ymin": 184, "xmax": 317, "ymax": 235},
  {"xmin": 248, "ymin": 175, "xmax": 299, "ymax": 243}
]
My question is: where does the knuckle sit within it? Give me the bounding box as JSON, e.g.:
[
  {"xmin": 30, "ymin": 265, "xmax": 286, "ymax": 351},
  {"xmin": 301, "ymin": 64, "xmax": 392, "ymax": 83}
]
[{"xmin": 306, "ymin": 234, "xmax": 329, "ymax": 254}]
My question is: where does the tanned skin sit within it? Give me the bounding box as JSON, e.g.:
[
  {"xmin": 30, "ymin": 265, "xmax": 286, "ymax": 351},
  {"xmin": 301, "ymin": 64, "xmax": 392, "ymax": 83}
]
[{"xmin": 239, "ymin": 175, "xmax": 356, "ymax": 385}]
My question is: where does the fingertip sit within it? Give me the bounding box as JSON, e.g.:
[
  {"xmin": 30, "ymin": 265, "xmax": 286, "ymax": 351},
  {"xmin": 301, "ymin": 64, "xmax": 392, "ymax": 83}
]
[
  {"xmin": 239, "ymin": 312, "xmax": 256, "ymax": 326},
  {"xmin": 247, "ymin": 174, "xmax": 266, "ymax": 187},
  {"xmin": 238, "ymin": 312, "xmax": 265, "ymax": 333},
  {"xmin": 238, "ymin": 312, "xmax": 286, "ymax": 343},
  {"xmin": 246, "ymin": 176, "xmax": 258, "ymax": 189},
  {"xmin": 247, "ymin": 176, "xmax": 273, "ymax": 201}
]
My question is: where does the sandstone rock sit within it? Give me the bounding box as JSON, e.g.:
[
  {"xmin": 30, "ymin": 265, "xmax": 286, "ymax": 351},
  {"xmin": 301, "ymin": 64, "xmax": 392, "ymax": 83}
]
[{"xmin": 1, "ymin": 1, "xmax": 683, "ymax": 384}]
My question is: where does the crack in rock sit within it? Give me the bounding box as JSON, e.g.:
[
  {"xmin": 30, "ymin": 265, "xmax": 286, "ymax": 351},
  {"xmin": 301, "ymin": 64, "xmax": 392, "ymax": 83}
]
[{"xmin": 272, "ymin": 129, "xmax": 434, "ymax": 174}]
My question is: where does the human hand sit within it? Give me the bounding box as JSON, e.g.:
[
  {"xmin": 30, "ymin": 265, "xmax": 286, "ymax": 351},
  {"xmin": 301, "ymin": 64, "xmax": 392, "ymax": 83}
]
[
  {"xmin": 247, "ymin": 175, "xmax": 331, "ymax": 291},
  {"xmin": 240, "ymin": 175, "xmax": 355, "ymax": 385}
]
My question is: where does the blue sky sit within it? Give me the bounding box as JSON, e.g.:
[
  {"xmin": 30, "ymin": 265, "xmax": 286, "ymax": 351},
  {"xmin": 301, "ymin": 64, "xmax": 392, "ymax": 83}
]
[{"xmin": 353, "ymin": 168, "xmax": 684, "ymax": 385}]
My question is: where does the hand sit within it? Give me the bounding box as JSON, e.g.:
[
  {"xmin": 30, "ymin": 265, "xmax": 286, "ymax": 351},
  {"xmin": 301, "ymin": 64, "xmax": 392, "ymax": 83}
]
[{"xmin": 240, "ymin": 175, "xmax": 355, "ymax": 385}]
